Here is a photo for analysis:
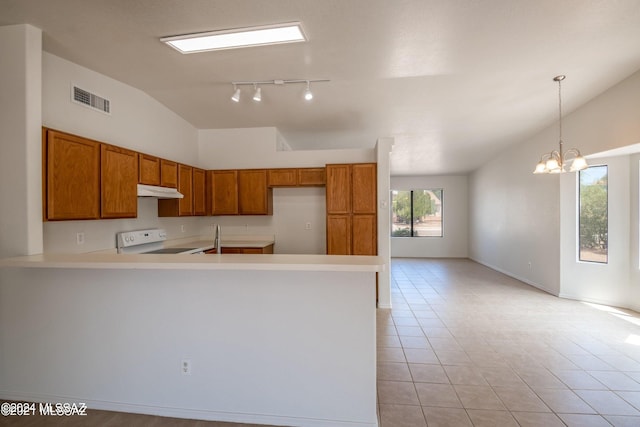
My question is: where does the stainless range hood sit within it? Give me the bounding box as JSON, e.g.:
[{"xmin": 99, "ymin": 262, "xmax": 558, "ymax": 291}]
[{"xmin": 137, "ymin": 184, "xmax": 184, "ymax": 199}]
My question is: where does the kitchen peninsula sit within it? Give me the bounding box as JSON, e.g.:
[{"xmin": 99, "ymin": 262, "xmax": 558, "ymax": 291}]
[{"xmin": 0, "ymin": 253, "xmax": 382, "ymax": 427}]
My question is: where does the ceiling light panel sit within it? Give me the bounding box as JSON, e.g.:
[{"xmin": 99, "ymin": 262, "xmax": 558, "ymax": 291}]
[{"xmin": 161, "ymin": 22, "xmax": 306, "ymax": 54}]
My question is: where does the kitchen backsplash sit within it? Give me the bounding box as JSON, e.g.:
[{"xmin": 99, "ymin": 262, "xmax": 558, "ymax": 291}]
[{"xmin": 43, "ymin": 187, "xmax": 326, "ymax": 254}]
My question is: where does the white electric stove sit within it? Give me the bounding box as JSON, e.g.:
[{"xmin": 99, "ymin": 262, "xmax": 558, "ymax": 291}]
[{"xmin": 116, "ymin": 229, "xmax": 206, "ymax": 254}]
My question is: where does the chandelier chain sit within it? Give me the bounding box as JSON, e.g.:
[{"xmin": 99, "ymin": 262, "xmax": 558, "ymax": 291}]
[{"xmin": 558, "ymin": 77, "xmax": 563, "ymax": 151}]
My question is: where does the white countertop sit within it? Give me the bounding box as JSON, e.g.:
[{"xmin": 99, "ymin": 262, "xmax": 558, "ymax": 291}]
[
  {"xmin": 164, "ymin": 235, "xmax": 275, "ymax": 251},
  {"xmin": 167, "ymin": 239, "xmax": 274, "ymax": 250},
  {"xmin": 0, "ymin": 253, "xmax": 383, "ymax": 272}
]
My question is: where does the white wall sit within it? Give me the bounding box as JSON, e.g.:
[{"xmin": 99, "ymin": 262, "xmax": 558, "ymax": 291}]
[
  {"xmin": 0, "ymin": 267, "xmax": 377, "ymax": 427},
  {"xmin": 0, "ymin": 24, "xmax": 43, "ymax": 258},
  {"xmin": 470, "ymin": 134, "xmax": 561, "ymax": 295},
  {"xmin": 559, "ymin": 155, "xmax": 633, "ymax": 308},
  {"xmin": 391, "ymin": 175, "xmax": 468, "ymax": 258},
  {"xmin": 631, "ymin": 155, "xmax": 640, "ymax": 307},
  {"xmin": 43, "ymin": 53, "xmax": 199, "ymax": 165},
  {"xmin": 470, "ymin": 69, "xmax": 640, "ymax": 301},
  {"xmin": 376, "ymin": 138, "xmax": 393, "ymax": 308},
  {"xmin": 206, "ymin": 187, "xmax": 327, "ymax": 255},
  {"xmin": 42, "ymin": 53, "xmax": 206, "ymax": 253},
  {"xmin": 43, "ymin": 198, "xmax": 211, "ymax": 254},
  {"xmin": 198, "ymin": 128, "xmax": 375, "ymax": 169}
]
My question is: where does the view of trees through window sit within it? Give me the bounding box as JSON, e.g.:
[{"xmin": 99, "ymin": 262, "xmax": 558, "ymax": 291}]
[
  {"xmin": 579, "ymin": 165, "xmax": 608, "ymax": 263},
  {"xmin": 391, "ymin": 189, "xmax": 443, "ymax": 237}
]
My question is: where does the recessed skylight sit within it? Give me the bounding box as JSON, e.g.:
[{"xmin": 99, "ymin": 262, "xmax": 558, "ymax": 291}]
[{"xmin": 161, "ymin": 22, "xmax": 306, "ymax": 54}]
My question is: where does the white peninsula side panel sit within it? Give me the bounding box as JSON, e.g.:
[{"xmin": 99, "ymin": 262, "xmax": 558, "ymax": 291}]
[{"xmin": 0, "ymin": 266, "xmax": 378, "ymax": 427}]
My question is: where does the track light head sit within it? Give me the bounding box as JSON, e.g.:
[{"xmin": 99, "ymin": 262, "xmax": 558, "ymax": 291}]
[
  {"xmin": 231, "ymin": 86, "xmax": 241, "ymax": 102},
  {"xmin": 253, "ymin": 85, "xmax": 262, "ymax": 102},
  {"xmin": 304, "ymin": 81, "xmax": 313, "ymax": 101}
]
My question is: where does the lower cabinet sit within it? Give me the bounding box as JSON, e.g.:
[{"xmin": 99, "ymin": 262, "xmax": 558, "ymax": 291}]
[{"xmin": 205, "ymin": 244, "xmax": 274, "ymax": 254}]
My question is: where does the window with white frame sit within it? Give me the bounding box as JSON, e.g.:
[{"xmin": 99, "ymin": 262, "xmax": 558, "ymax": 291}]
[
  {"xmin": 578, "ymin": 165, "xmax": 608, "ymax": 263},
  {"xmin": 391, "ymin": 189, "xmax": 443, "ymax": 237}
]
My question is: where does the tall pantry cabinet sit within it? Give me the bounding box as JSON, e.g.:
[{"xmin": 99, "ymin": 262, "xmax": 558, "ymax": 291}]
[{"xmin": 326, "ymin": 163, "xmax": 377, "ymax": 255}]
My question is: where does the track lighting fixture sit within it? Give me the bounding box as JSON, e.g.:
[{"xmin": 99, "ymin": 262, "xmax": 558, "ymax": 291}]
[
  {"xmin": 231, "ymin": 85, "xmax": 240, "ymax": 102},
  {"xmin": 229, "ymin": 79, "xmax": 328, "ymax": 103},
  {"xmin": 304, "ymin": 81, "xmax": 313, "ymax": 101}
]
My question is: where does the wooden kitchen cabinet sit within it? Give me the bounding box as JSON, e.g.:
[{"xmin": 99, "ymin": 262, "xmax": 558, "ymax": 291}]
[
  {"xmin": 238, "ymin": 169, "xmax": 272, "ymax": 215},
  {"xmin": 160, "ymin": 159, "xmax": 178, "ymax": 188},
  {"xmin": 44, "ymin": 129, "xmax": 100, "ymax": 220},
  {"xmin": 208, "ymin": 169, "xmax": 272, "ymax": 215},
  {"xmin": 327, "ymin": 214, "xmax": 352, "ymax": 255},
  {"xmin": 352, "ymin": 163, "xmax": 377, "ymax": 214},
  {"xmin": 326, "ymin": 163, "xmax": 377, "ymax": 255},
  {"xmin": 209, "ymin": 170, "xmax": 239, "ymax": 215},
  {"xmin": 158, "ymin": 164, "xmax": 193, "ymax": 216},
  {"xmin": 326, "ymin": 164, "xmax": 352, "ymax": 214},
  {"xmin": 101, "ymin": 144, "xmax": 138, "ymax": 219},
  {"xmin": 297, "ymin": 167, "xmax": 326, "ymax": 186},
  {"xmin": 192, "ymin": 168, "xmax": 206, "ymax": 216},
  {"xmin": 268, "ymin": 168, "xmax": 297, "ymax": 187},
  {"xmin": 352, "ymin": 214, "xmax": 377, "ymax": 255},
  {"xmin": 267, "ymin": 167, "xmax": 326, "ymax": 187},
  {"xmin": 138, "ymin": 153, "xmax": 161, "ymax": 185},
  {"xmin": 204, "ymin": 244, "xmax": 274, "ymax": 254},
  {"xmin": 221, "ymin": 244, "xmax": 274, "ymax": 254}
]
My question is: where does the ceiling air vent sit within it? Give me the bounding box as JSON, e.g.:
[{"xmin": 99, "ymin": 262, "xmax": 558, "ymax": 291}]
[{"xmin": 71, "ymin": 85, "xmax": 111, "ymax": 114}]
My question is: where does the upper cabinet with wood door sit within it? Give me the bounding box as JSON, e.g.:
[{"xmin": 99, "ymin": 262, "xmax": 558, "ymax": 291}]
[
  {"xmin": 208, "ymin": 170, "xmax": 239, "ymax": 215},
  {"xmin": 44, "ymin": 129, "xmax": 101, "ymax": 220},
  {"xmin": 267, "ymin": 167, "xmax": 326, "ymax": 187},
  {"xmin": 352, "ymin": 163, "xmax": 377, "ymax": 214},
  {"xmin": 238, "ymin": 169, "xmax": 272, "ymax": 215},
  {"xmin": 326, "ymin": 164, "xmax": 352, "ymax": 214},
  {"xmin": 326, "ymin": 163, "xmax": 377, "ymax": 255},
  {"xmin": 267, "ymin": 168, "xmax": 298, "ymax": 187},
  {"xmin": 297, "ymin": 168, "xmax": 326, "ymax": 186},
  {"xmin": 158, "ymin": 164, "xmax": 193, "ymax": 217},
  {"xmin": 208, "ymin": 169, "xmax": 272, "ymax": 216},
  {"xmin": 192, "ymin": 168, "xmax": 206, "ymax": 216},
  {"xmin": 138, "ymin": 153, "xmax": 161, "ymax": 186},
  {"xmin": 160, "ymin": 159, "xmax": 178, "ymax": 188},
  {"xmin": 101, "ymin": 144, "xmax": 138, "ymax": 219}
]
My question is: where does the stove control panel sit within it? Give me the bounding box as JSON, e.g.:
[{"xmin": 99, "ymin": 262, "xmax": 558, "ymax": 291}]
[{"xmin": 116, "ymin": 229, "xmax": 167, "ymax": 250}]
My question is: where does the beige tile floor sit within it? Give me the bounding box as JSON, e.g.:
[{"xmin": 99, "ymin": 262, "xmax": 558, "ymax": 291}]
[{"xmin": 378, "ymin": 258, "xmax": 640, "ymax": 427}]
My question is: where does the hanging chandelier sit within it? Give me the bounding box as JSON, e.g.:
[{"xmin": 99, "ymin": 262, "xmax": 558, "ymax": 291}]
[{"xmin": 533, "ymin": 75, "xmax": 588, "ymax": 174}]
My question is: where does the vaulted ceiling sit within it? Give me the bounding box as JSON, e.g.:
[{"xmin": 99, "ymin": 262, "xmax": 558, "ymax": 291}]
[{"xmin": 3, "ymin": 0, "xmax": 640, "ymax": 174}]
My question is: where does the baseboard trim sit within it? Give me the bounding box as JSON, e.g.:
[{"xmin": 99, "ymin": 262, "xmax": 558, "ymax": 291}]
[
  {"xmin": 0, "ymin": 392, "xmax": 378, "ymax": 427},
  {"xmin": 558, "ymin": 293, "xmax": 640, "ymax": 314},
  {"xmin": 468, "ymin": 257, "xmax": 559, "ymax": 296}
]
